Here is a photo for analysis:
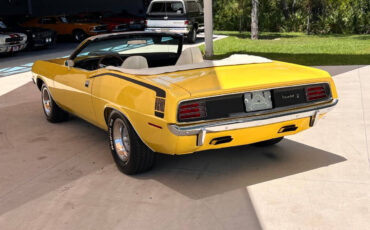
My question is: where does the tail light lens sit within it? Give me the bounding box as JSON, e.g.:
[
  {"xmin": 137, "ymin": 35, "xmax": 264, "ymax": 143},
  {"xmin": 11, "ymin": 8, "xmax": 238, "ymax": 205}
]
[
  {"xmin": 306, "ymin": 85, "xmax": 327, "ymax": 101},
  {"xmin": 145, "ymin": 20, "xmax": 148, "ymax": 25},
  {"xmin": 178, "ymin": 101, "xmax": 207, "ymax": 122},
  {"xmin": 184, "ymin": 20, "xmax": 189, "ymax": 25}
]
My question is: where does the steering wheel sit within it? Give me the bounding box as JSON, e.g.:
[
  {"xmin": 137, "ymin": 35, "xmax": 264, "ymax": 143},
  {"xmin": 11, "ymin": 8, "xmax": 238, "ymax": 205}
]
[{"xmin": 97, "ymin": 53, "xmax": 124, "ymax": 68}]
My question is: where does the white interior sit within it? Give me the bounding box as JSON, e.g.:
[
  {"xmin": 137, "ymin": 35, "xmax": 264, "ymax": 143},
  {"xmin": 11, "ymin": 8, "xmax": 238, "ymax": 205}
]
[{"xmin": 107, "ymin": 48, "xmax": 273, "ymax": 76}]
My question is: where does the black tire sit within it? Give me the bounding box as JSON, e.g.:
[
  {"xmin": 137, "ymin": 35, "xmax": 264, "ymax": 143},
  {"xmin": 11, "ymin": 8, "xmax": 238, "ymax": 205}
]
[
  {"xmin": 108, "ymin": 112, "xmax": 156, "ymax": 175},
  {"xmin": 253, "ymin": 137, "xmax": 284, "ymax": 147},
  {"xmin": 41, "ymin": 84, "xmax": 69, "ymax": 123},
  {"xmin": 72, "ymin": 29, "xmax": 87, "ymax": 42},
  {"xmin": 187, "ymin": 27, "xmax": 197, "ymax": 44}
]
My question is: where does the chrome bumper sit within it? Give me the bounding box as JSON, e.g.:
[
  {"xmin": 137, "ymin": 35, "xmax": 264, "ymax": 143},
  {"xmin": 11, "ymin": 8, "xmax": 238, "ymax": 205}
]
[
  {"xmin": 168, "ymin": 99, "xmax": 338, "ymax": 146},
  {"xmin": 145, "ymin": 27, "xmax": 190, "ymax": 34}
]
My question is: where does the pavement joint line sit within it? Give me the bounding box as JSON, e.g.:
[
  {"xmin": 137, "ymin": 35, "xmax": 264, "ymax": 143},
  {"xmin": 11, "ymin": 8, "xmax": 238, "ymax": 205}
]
[{"xmin": 357, "ymin": 67, "xmax": 370, "ymax": 170}]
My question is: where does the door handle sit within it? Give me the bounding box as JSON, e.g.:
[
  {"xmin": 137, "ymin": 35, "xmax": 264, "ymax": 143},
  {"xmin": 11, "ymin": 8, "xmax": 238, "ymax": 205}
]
[{"xmin": 85, "ymin": 80, "xmax": 90, "ymax": 88}]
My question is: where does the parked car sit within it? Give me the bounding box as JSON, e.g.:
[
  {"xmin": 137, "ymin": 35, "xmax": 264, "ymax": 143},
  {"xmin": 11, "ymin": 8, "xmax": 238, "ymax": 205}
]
[
  {"xmin": 83, "ymin": 11, "xmax": 145, "ymax": 31},
  {"xmin": 0, "ymin": 22, "xmax": 27, "ymax": 54},
  {"xmin": 110, "ymin": 10, "xmax": 145, "ymax": 31},
  {"xmin": 22, "ymin": 16, "xmax": 108, "ymax": 42},
  {"xmin": 145, "ymin": 0, "xmax": 204, "ymax": 43},
  {"xmin": 31, "ymin": 32, "xmax": 338, "ymax": 175},
  {"xmin": 74, "ymin": 12, "xmax": 129, "ymax": 33},
  {"xmin": 0, "ymin": 18, "xmax": 56, "ymax": 50}
]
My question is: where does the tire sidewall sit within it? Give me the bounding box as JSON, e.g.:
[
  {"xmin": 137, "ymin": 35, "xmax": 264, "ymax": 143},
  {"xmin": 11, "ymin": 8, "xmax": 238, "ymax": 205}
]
[
  {"xmin": 188, "ymin": 28, "xmax": 197, "ymax": 43},
  {"xmin": 73, "ymin": 30, "xmax": 86, "ymax": 42}
]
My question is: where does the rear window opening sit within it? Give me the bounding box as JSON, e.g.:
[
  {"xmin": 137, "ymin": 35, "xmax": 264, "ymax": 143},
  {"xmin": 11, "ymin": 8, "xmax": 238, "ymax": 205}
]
[{"xmin": 148, "ymin": 1, "xmax": 185, "ymax": 15}]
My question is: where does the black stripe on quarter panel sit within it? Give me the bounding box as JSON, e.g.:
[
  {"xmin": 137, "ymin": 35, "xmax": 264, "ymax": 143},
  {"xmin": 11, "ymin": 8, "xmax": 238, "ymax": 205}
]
[{"xmin": 90, "ymin": 73, "xmax": 166, "ymax": 118}]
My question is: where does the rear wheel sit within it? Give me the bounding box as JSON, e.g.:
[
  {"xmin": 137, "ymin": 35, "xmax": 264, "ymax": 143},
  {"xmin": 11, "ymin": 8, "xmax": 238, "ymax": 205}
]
[
  {"xmin": 41, "ymin": 84, "xmax": 69, "ymax": 123},
  {"xmin": 187, "ymin": 27, "xmax": 197, "ymax": 44},
  {"xmin": 253, "ymin": 137, "xmax": 284, "ymax": 147},
  {"xmin": 108, "ymin": 112, "xmax": 156, "ymax": 175}
]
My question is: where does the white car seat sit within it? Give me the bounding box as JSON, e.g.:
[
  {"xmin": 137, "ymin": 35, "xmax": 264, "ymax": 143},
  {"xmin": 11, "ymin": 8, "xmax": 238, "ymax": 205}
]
[
  {"xmin": 176, "ymin": 47, "xmax": 204, "ymax": 66},
  {"xmin": 121, "ymin": 56, "xmax": 149, "ymax": 69}
]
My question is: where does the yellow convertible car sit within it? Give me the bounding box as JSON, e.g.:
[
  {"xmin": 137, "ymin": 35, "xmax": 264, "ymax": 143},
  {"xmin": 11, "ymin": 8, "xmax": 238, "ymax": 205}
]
[{"xmin": 32, "ymin": 32, "xmax": 338, "ymax": 174}]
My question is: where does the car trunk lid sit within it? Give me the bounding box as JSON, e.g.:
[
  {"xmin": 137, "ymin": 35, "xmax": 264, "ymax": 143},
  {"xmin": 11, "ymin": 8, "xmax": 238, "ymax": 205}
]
[{"xmin": 148, "ymin": 61, "xmax": 333, "ymax": 98}]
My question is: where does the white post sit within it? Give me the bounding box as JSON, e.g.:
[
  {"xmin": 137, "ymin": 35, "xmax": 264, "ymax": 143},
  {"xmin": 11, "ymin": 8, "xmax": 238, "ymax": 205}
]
[{"xmin": 204, "ymin": 0, "xmax": 213, "ymax": 58}]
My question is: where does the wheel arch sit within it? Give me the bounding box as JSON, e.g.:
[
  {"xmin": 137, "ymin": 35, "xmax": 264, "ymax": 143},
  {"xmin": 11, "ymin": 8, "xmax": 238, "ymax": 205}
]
[
  {"xmin": 36, "ymin": 77, "xmax": 45, "ymax": 91},
  {"xmin": 104, "ymin": 106, "xmax": 156, "ymax": 152}
]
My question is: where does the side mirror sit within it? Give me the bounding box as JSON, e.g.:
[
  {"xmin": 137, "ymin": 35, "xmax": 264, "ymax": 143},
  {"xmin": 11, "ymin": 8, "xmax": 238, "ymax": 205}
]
[{"xmin": 65, "ymin": 59, "xmax": 74, "ymax": 69}]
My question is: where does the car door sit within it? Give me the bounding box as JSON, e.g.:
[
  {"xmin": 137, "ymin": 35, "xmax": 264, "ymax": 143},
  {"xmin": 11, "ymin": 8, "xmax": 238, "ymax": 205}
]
[{"xmin": 52, "ymin": 62, "xmax": 97, "ymax": 124}]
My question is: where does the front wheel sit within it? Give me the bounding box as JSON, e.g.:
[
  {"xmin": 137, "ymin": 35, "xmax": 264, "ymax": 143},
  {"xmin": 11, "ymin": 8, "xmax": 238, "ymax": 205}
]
[
  {"xmin": 108, "ymin": 112, "xmax": 156, "ymax": 175},
  {"xmin": 253, "ymin": 137, "xmax": 284, "ymax": 147},
  {"xmin": 41, "ymin": 84, "xmax": 69, "ymax": 123},
  {"xmin": 73, "ymin": 30, "xmax": 87, "ymax": 42}
]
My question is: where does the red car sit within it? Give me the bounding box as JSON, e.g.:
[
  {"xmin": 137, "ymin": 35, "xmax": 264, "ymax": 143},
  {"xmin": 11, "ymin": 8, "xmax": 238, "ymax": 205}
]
[
  {"xmin": 82, "ymin": 11, "xmax": 145, "ymax": 31},
  {"xmin": 74, "ymin": 13, "xmax": 129, "ymax": 33}
]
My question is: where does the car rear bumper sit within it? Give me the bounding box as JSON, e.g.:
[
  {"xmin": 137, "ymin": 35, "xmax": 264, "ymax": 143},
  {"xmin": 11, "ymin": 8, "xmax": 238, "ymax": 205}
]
[
  {"xmin": 145, "ymin": 27, "xmax": 190, "ymax": 34},
  {"xmin": 168, "ymin": 99, "xmax": 338, "ymax": 146}
]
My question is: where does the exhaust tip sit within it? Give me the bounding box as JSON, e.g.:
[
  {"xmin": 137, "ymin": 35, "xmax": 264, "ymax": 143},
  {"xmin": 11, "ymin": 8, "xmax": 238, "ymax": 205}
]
[
  {"xmin": 210, "ymin": 136, "xmax": 233, "ymax": 145},
  {"xmin": 279, "ymin": 125, "xmax": 298, "ymax": 133}
]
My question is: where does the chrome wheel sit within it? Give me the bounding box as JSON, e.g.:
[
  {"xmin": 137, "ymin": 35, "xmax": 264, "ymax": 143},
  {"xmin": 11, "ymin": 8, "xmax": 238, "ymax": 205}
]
[
  {"xmin": 113, "ymin": 118, "xmax": 131, "ymax": 163},
  {"xmin": 42, "ymin": 87, "xmax": 52, "ymax": 116}
]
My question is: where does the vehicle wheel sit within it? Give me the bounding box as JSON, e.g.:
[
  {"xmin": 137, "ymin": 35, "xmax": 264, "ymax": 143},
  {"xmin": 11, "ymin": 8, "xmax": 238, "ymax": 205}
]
[
  {"xmin": 253, "ymin": 137, "xmax": 284, "ymax": 147},
  {"xmin": 108, "ymin": 112, "xmax": 156, "ymax": 175},
  {"xmin": 41, "ymin": 84, "xmax": 69, "ymax": 123},
  {"xmin": 187, "ymin": 27, "xmax": 197, "ymax": 44},
  {"xmin": 72, "ymin": 30, "xmax": 87, "ymax": 42}
]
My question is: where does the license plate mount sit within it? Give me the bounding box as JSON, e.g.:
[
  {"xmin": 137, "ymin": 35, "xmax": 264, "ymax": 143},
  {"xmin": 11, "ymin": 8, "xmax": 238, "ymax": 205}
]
[{"xmin": 244, "ymin": 90, "xmax": 273, "ymax": 112}]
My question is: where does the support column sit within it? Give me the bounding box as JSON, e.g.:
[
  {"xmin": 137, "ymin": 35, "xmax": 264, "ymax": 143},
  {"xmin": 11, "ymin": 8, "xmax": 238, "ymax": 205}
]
[{"xmin": 204, "ymin": 0, "xmax": 213, "ymax": 58}]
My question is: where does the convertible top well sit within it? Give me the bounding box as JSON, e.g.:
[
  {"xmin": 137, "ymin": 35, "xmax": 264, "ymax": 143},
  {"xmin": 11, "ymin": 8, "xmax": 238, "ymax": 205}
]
[{"xmin": 106, "ymin": 54, "xmax": 272, "ymax": 76}]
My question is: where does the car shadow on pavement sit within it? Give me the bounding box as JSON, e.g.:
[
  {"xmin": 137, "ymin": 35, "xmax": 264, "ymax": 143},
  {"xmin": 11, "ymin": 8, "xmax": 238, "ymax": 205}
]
[{"xmin": 136, "ymin": 140, "xmax": 346, "ymax": 200}]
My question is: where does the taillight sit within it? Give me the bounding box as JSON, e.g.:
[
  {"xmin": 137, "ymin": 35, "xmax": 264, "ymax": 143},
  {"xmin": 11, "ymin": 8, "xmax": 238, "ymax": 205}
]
[
  {"xmin": 184, "ymin": 20, "xmax": 189, "ymax": 25},
  {"xmin": 145, "ymin": 20, "xmax": 148, "ymax": 25},
  {"xmin": 178, "ymin": 101, "xmax": 207, "ymax": 122},
  {"xmin": 306, "ymin": 85, "xmax": 327, "ymax": 101}
]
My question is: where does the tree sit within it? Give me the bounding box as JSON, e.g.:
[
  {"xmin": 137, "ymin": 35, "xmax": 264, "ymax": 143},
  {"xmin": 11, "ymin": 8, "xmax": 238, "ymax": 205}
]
[{"xmin": 251, "ymin": 0, "xmax": 259, "ymax": 39}]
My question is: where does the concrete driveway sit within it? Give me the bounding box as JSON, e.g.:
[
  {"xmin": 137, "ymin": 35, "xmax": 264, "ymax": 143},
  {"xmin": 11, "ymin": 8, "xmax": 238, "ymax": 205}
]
[{"xmin": 0, "ymin": 43, "xmax": 369, "ymax": 229}]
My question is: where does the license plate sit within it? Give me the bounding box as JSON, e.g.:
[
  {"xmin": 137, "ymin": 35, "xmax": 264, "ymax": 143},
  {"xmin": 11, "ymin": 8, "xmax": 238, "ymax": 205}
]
[
  {"xmin": 273, "ymin": 88, "xmax": 306, "ymax": 107},
  {"xmin": 160, "ymin": 28, "xmax": 170, "ymax": 32},
  {"xmin": 244, "ymin": 90, "xmax": 273, "ymax": 112},
  {"xmin": 12, "ymin": 46, "xmax": 19, "ymax": 51}
]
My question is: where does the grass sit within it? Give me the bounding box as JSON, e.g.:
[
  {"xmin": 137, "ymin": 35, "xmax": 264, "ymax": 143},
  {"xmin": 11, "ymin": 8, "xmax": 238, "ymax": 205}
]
[{"xmin": 200, "ymin": 31, "xmax": 370, "ymax": 66}]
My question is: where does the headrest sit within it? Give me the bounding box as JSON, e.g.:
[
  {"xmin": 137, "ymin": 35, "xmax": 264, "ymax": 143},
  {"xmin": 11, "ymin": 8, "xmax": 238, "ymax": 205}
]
[
  {"xmin": 176, "ymin": 47, "xmax": 204, "ymax": 66},
  {"xmin": 121, "ymin": 56, "xmax": 149, "ymax": 69}
]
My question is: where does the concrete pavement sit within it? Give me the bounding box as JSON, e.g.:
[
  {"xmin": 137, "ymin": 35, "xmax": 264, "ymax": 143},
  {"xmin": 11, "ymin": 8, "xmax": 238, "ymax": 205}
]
[{"xmin": 0, "ymin": 65, "xmax": 369, "ymax": 230}]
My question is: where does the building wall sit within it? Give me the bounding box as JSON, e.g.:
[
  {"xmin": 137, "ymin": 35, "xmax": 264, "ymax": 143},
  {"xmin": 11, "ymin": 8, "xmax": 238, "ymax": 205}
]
[{"xmin": 0, "ymin": 0, "xmax": 145, "ymax": 16}]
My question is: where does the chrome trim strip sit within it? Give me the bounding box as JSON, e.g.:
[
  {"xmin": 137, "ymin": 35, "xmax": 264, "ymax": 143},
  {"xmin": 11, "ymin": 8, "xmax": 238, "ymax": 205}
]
[{"xmin": 168, "ymin": 99, "xmax": 338, "ymax": 138}]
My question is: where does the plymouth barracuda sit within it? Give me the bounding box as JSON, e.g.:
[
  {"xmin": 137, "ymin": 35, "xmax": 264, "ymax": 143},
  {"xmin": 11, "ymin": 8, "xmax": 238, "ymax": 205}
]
[{"xmin": 32, "ymin": 32, "xmax": 338, "ymax": 175}]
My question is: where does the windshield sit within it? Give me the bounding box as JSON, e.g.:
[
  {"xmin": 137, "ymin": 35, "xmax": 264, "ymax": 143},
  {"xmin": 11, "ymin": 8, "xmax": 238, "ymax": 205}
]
[
  {"xmin": 75, "ymin": 34, "xmax": 180, "ymax": 59},
  {"xmin": 148, "ymin": 1, "xmax": 185, "ymax": 15}
]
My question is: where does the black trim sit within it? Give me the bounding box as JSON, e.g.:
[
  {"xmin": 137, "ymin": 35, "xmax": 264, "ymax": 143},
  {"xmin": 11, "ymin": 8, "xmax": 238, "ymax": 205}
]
[
  {"xmin": 155, "ymin": 112, "xmax": 165, "ymax": 118},
  {"xmin": 90, "ymin": 73, "xmax": 166, "ymax": 98},
  {"xmin": 69, "ymin": 32, "xmax": 184, "ymax": 61}
]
